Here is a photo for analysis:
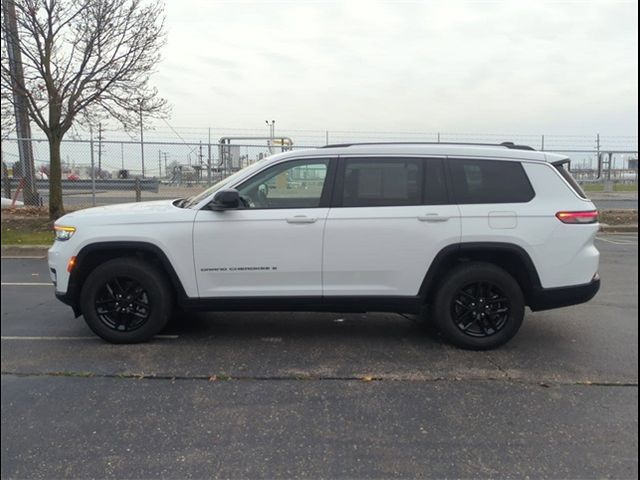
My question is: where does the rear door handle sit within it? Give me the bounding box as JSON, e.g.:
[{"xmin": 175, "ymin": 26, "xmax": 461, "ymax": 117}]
[
  {"xmin": 286, "ymin": 215, "xmax": 317, "ymax": 224},
  {"xmin": 417, "ymin": 213, "xmax": 450, "ymax": 222}
]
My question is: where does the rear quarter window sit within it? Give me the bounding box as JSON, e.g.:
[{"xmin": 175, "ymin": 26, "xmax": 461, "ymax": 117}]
[
  {"xmin": 553, "ymin": 161, "xmax": 588, "ymax": 199},
  {"xmin": 449, "ymin": 159, "xmax": 535, "ymax": 204}
]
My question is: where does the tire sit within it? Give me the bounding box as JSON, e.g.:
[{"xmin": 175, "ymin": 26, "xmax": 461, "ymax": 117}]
[
  {"xmin": 432, "ymin": 262, "xmax": 525, "ymax": 350},
  {"xmin": 414, "ymin": 304, "xmax": 438, "ymax": 334},
  {"xmin": 79, "ymin": 257, "xmax": 173, "ymax": 343}
]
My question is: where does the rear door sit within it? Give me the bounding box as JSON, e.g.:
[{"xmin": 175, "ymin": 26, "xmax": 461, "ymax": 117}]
[
  {"xmin": 447, "ymin": 157, "xmax": 536, "ymax": 242},
  {"xmin": 322, "ymin": 156, "xmax": 461, "ymax": 297}
]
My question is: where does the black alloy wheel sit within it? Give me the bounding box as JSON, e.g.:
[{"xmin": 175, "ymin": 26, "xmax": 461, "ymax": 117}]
[
  {"xmin": 432, "ymin": 262, "xmax": 525, "ymax": 350},
  {"xmin": 95, "ymin": 276, "xmax": 151, "ymax": 332},
  {"xmin": 80, "ymin": 257, "xmax": 172, "ymax": 343},
  {"xmin": 451, "ymin": 282, "xmax": 510, "ymax": 337}
]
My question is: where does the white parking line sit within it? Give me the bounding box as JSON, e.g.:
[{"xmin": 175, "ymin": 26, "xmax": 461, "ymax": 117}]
[
  {"xmin": 1, "ymin": 335, "xmax": 179, "ymax": 340},
  {"xmin": 1, "ymin": 282, "xmax": 53, "ymax": 286}
]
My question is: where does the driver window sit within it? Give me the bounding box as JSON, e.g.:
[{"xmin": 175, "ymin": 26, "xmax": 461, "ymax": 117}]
[{"xmin": 237, "ymin": 159, "xmax": 329, "ymax": 209}]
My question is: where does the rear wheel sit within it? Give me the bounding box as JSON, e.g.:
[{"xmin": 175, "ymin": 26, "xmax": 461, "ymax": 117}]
[
  {"xmin": 432, "ymin": 262, "xmax": 525, "ymax": 350},
  {"xmin": 80, "ymin": 257, "xmax": 173, "ymax": 343}
]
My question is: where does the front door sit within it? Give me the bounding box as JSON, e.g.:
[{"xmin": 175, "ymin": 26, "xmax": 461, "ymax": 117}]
[{"xmin": 193, "ymin": 157, "xmax": 335, "ymax": 297}]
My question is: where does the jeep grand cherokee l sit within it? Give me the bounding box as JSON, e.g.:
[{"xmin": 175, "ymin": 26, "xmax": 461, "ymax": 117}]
[{"xmin": 49, "ymin": 142, "xmax": 600, "ymax": 349}]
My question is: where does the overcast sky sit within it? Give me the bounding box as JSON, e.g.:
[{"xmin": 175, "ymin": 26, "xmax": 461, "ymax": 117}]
[{"xmin": 151, "ymin": 0, "xmax": 638, "ymax": 136}]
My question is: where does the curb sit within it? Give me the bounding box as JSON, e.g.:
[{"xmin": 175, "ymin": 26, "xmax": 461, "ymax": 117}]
[
  {"xmin": 1, "ymin": 245, "xmax": 50, "ymax": 257},
  {"xmin": 599, "ymin": 224, "xmax": 638, "ymax": 233}
]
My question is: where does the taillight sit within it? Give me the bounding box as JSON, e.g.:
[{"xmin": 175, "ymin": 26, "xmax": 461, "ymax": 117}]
[{"xmin": 556, "ymin": 210, "xmax": 599, "ymax": 224}]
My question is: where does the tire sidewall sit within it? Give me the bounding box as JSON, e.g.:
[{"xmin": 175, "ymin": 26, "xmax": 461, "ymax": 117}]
[
  {"xmin": 433, "ymin": 263, "xmax": 525, "ymax": 350},
  {"xmin": 80, "ymin": 258, "xmax": 172, "ymax": 343}
]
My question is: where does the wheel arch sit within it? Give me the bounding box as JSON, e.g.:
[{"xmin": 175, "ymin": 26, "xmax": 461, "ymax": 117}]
[
  {"xmin": 66, "ymin": 241, "xmax": 188, "ymax": 316},
  {"xmin": 419, "ymin": 242, "xmax": 543, "ymax": 307}
]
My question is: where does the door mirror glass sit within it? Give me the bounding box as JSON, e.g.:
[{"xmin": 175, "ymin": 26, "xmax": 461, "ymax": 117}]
[{"xmin": 209, "ymin": 188, "xmax": 240, "ymax": 210}]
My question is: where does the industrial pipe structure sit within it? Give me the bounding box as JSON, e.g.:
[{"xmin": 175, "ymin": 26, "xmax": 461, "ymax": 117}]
[{"xmin": 217, "ymin": 136, "xmax": 294, "ymax": 176}]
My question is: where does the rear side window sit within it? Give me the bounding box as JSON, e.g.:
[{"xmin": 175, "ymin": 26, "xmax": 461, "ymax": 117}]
[
  {"xmin": 340, "ymin": 157, "xmax": 449, "ymax": 207},
  {"xmin": 449, "ymin": 159, "xmax": 535, "ymax": 204},
  {"xmin": 342, "ymin": 158, "xmax": 422, "ymax": 207},
  {"xmin": 553, "ymin": 160, "xmax": 588, "ymax": 199}
]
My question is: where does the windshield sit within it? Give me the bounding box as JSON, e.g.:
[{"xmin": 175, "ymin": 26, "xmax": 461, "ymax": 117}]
[{"xmin": 183, "ymin": 160, "xmax": 267, "ymax": 207}]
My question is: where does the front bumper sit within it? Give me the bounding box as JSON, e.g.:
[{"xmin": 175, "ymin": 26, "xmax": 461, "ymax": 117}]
[
  {"xmin": 528, "ymin": 277, "xmax": 600, "ymax": 312},
  {"xmin": 48, "ymin": 240, "xmax": 74, "ymax": 294},
  {"xmin": 54, "ymin": 291, "xmax": 81, "ymax": 317},
  {"xmin": 49, "ymin": 241, "xmax": 81, "ymax": 316}
]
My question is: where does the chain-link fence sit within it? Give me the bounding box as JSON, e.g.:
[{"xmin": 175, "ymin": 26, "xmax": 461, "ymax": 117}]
[
  {"xmin": 1, "ymin": 138, "xmax": 312, "ymax": 208},
  {"xmin": 1, "ymin": 132, "xmax": 637, "ymax": 210}
]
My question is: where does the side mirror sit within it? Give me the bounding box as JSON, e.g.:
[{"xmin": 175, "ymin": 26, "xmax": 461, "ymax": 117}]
[{"xmin": 209, "ymin": 188, "xmax": 240, "ymax": 211}]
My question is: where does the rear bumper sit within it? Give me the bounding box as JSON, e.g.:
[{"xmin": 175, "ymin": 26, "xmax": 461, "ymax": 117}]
[{"xmin": 528, "ymin": 277, "xmax": 600, "ymax": 312}]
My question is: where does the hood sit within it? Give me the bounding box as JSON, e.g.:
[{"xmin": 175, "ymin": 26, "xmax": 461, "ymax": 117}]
[{"xmin": 55, "ymin": 199, "xmax": 194, "ymax": 226}]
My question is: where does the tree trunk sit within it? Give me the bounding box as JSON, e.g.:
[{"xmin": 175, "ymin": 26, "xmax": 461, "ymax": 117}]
[
  {"xmin": 48, "ymin": 136, "xmax": 64, "ymax": 220},
  {"xmin": 1, "ymin": 141, "xmax": 11, "ymax": 199}
]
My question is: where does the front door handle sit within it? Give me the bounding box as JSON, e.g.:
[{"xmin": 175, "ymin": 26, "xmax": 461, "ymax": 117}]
[
  {"xmin": 417, "ymin": 213, "xmax": 450, "ymax": 222},
  {"xmin": 286, "ymin": 215, "xmax": 318, "ymax": 224}
]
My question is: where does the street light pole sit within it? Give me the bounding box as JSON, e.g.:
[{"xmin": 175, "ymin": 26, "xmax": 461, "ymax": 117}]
[{"xmin": 265, "ymin": 120, "xmax": 275, "ymax": 153}]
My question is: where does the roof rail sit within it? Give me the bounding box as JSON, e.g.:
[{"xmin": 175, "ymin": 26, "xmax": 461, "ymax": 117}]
[{"xmin": 320, "ymin": 141, "xmax": 536, "ymax": 151}]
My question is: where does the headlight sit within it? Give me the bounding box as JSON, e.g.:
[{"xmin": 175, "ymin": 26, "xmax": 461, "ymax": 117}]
[{"xmin": 54, "ymin": 225, "xmax": 76, "ymax": 241}]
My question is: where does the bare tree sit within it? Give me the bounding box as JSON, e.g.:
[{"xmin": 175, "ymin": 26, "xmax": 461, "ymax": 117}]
[
  {"xmin": 1, "ymin": 86, "xmax": 14, "ymax": 199},
  {"xmin": 1, "ymin": 0, "xmax": 168, "ymax": 219},
  {"xmin": 1, "ymin": 85, "xmax": 14, "ymax": 138}
]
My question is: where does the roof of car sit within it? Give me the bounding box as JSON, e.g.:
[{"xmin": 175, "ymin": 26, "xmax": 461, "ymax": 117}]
[{"xmin": 270, "ymin": 143, "xmax": 568, "ymax": 163}]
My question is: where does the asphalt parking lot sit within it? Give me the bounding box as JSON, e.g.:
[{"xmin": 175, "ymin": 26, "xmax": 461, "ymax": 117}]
[{"xmin": 1, "ymin": 234, "xmax": 638, "ymax": 478}]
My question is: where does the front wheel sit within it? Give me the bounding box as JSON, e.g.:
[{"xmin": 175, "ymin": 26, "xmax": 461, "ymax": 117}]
[
  {"xmin": 79, "ymin": 258, "xmax": 173, "ymax": 343},
  {"xmin": 432, "ymin": 262, "xmax": 525, "ymax": 350}
]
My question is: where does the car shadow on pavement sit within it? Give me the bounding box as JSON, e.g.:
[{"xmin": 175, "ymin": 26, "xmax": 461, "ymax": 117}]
[
  {"xmin": 163, "ymin": 310, "xmax": 444, "ymax": 343},
  {"xmin": 159, "ymin": 309, "xmax": 596, "ymax": 358}
]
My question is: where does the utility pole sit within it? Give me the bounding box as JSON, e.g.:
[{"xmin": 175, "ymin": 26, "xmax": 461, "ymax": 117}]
[
  {"xmin": 596, "ymin": 133, "xmax": 608, "ymax": 179},
  {"xmin": 139, "ymin": 101, "xmax": 145, "ymax": 178},
  {"xmin": 158, "ymin": 149, "xmax": 162, "ymax": 178},
  {"xmin": 162, "ymin": 152, "xmax": 169, "ymax": 180},
  {"xmin": 198, "ymin": 141, "xmax": 204, "ymax": 183},
  {"xmin": 207, "ymin": 128, "xmax": 212, "ymax": 184},
  {"xmin": 89, "ymin": 126, "xmax": 96, "ymax": 206},
  {"xmin": 97, "ymin": 123, "xmax": 103, "ymax": 173},
  {"xmin": 3, "ymin": 0, "xmax": 39, "ymax": 205},
  {"xmin": 163, "ymin": 153, "xmax": 168, "ymax": 180}
]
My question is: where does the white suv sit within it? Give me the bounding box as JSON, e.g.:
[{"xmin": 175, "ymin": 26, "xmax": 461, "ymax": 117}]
[{"xmin": 48, "ymin": 142, "xmax": 600, "ymax": 349}]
